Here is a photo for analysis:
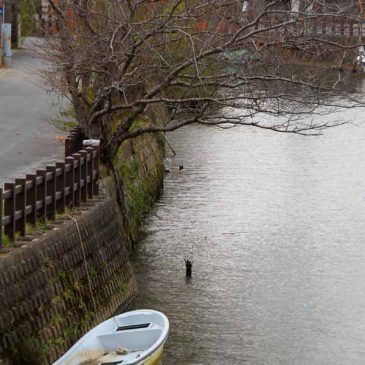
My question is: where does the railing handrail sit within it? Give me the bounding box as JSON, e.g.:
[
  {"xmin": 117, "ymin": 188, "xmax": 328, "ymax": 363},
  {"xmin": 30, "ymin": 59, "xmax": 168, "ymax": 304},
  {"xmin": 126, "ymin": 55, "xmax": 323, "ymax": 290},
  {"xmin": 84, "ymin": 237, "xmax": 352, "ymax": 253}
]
[
  {"xmin": 0, "ymin": 127, "xmax": 100, "ymax": 248},
  {"xmin": 252, "ymin": 17, "xmax": 364, "ymax": 38}
]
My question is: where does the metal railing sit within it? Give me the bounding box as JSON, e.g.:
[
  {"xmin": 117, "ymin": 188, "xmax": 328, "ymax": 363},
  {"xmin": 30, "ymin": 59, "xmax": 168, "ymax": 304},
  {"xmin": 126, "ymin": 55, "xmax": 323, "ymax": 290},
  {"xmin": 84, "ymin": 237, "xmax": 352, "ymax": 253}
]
[{"xmin": 0, "ymin": 128, "xmax": 100, "ymax": 248}]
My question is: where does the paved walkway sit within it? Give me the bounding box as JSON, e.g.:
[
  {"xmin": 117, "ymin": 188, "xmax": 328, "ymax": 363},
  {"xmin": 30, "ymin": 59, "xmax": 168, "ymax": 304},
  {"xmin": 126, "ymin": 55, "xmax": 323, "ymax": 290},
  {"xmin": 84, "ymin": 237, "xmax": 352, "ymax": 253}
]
[{"xmin": 0, "ymin": 38, "xmax": 66, "ymax": 185}]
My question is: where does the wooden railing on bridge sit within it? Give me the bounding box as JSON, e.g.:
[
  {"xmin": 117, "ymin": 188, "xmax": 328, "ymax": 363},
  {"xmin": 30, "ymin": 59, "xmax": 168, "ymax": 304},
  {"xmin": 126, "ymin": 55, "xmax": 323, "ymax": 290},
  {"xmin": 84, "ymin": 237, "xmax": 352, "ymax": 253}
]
[
  {"xmin": 0, "ymin": 127, "xmax": 100, "ymax": 248},
  {"xmin": 254, "ymin": 17, "xmax": 365, "ymax": 39}
]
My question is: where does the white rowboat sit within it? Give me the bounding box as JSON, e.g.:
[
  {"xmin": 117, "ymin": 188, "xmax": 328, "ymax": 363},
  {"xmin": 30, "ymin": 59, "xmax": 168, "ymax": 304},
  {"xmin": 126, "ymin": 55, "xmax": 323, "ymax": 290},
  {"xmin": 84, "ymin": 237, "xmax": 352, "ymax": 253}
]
[{"xmin": 52, "ymin": 310, "xmax": 169, "ymax": 365}]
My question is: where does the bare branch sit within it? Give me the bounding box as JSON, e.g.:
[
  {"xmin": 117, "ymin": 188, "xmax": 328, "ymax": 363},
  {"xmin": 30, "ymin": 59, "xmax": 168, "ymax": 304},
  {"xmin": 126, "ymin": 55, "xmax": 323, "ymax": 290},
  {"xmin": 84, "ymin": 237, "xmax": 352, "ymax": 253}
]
[{"xmin": 42, "ymin": 0, "xmax": 365, "ymax": 161}]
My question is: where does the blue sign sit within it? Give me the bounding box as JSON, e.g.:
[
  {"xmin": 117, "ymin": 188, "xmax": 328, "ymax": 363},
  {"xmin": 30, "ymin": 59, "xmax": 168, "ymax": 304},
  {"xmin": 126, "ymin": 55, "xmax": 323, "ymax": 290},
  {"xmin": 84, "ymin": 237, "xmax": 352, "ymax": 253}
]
[{"xmin": 0, "ymin": 8, "xmax": 3, "ymax": 16}]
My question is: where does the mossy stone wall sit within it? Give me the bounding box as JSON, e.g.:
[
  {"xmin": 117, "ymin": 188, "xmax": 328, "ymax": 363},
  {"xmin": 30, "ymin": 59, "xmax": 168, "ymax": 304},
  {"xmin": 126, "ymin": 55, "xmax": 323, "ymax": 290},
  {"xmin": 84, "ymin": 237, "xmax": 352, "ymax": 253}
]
[
  {"xmin": 103, "ymin": 130, "xmax": 165, "ymax": 251},
  {"xmin": 0, "ymin": 198, "xmax": 137, "ymax": 365}
]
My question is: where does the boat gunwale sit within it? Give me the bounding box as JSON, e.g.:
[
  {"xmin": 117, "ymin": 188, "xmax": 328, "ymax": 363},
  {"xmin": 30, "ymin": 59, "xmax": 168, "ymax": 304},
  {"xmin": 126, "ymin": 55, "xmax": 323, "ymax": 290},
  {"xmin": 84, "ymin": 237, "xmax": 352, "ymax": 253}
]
[{"xmin": 52, "ymin": 309, "xmax": 169, "ymax": 365}]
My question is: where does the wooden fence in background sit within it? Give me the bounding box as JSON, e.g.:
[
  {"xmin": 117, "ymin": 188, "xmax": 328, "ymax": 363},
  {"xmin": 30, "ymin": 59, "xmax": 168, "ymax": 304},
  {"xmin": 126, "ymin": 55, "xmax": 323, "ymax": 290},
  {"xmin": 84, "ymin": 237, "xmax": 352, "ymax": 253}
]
[{"xmin": 0, "ymin": 127, "xmax": 100, "ymax": 248}]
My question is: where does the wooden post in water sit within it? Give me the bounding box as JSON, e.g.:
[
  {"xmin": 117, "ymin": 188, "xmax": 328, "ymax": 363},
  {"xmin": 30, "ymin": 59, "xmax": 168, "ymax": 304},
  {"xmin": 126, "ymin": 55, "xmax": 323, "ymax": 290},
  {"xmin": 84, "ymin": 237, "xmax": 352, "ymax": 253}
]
[{"xmin": 185, "ymin": 259, "xmax": 192, "ymax": 277}]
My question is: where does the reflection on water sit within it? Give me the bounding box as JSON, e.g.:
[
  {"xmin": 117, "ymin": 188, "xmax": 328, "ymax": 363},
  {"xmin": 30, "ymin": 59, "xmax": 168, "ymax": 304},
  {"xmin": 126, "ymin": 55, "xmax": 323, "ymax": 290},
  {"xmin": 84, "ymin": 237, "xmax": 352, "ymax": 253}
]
[{"xmin": 132, "ymin": 75, "xmax": 365, "ymax": 364}]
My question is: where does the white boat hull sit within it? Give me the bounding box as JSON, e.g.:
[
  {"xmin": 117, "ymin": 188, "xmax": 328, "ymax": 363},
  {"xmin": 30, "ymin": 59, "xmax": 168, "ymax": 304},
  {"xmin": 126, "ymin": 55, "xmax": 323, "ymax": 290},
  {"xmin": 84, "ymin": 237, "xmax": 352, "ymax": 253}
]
[{"xmin": 52, "ymin": 310, "xmax": 169, "ymax": 365}]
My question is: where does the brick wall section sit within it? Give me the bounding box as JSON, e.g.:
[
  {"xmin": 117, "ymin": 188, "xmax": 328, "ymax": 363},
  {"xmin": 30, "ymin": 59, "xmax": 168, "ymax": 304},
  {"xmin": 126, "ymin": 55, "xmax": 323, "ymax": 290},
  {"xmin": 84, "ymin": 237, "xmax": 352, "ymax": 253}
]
[{"xmin": 0, "ymin": 197, "xmax": 138, "ymax": 365}]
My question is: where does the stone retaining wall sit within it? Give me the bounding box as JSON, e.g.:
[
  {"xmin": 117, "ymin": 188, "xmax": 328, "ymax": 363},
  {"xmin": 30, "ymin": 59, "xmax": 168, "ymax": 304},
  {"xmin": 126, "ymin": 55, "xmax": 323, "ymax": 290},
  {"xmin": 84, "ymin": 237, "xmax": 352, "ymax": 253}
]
[
  {"xmin": 0, "ymin": 198, "xmax": 138, "ymax": 364},
  {"xmin": 104, "ymin": 129, "xmax": 165, "ymax": 251}
]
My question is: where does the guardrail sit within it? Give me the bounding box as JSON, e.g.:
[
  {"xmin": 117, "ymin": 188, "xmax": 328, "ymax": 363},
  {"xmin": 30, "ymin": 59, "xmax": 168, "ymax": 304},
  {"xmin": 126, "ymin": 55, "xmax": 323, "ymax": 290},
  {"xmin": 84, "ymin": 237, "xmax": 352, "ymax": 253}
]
[
  {"xmin": 254, "ymin": 18, "xmax": 364, "ymax": 38},
  {"xmin": 65, "ymin": 126, "xmax": 84, "ymax": 156},
  {"xmin": 0, "ymin": 128, "xmax": 100, "ymax": 248}
]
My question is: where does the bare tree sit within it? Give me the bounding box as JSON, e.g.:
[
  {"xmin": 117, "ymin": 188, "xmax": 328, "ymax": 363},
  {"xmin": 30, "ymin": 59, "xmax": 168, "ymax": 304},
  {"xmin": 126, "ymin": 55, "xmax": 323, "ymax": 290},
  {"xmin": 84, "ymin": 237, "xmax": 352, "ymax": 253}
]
[{"xmin": 43, "ymin": 0, "xmax": 365, "ymax": 167}]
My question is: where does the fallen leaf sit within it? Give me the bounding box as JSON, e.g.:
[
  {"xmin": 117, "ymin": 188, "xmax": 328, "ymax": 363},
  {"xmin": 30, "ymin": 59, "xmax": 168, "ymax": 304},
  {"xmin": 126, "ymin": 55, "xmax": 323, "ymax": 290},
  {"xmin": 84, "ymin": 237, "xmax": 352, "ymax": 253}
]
[{"xmin": 56, "ymin": 136, "xmax": 66, "ymax": 143}]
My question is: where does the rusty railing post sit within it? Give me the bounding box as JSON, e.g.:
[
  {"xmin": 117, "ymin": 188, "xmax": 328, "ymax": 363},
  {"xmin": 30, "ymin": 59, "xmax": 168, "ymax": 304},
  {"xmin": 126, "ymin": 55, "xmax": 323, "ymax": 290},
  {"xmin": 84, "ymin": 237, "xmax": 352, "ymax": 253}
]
[
  {"xmin": 65, "ymin": 127, "xmax": 82, "ymax": 157},
  {"xmin": 46, "ymin": 166, "xmax": 57, "ymax": 221},
  {"xmin": 80, "ymin": 150, "xmax": 88, "ymax": 203},
  {"xmin": 15, "ymin": 178, "xmax": 26, "ymax": 236},
  {"xmin": 73, "ymin": 153, "xmax": 82, "ymax": 207},
  {"xmin": 36, "ymin": 170, "xmax": 47, "ymax": 223},
  {"xmin": 65, "ymin": 137, "xmax": 73, "ymax": 157},
  {"xmin": 4, "ymin": 183, "xmax": 16, "ymax": 242},
  {"xmin": 56, "ymin": 162, "xmax": 66, "ymax": 214},
  {"xmin": 65, "ymin": 156, "xmax": 75, "ymax": 209},
  {"xmin": 93, "ymin": 146, "xmax": 100, "ymax": 195},
  {"xmin": 86, "ymin": 147, "xmax": 94, "ymax": 199},
  {"xmin": 26, "ymin": 174, "xmax": 37, "ymax": 227}
]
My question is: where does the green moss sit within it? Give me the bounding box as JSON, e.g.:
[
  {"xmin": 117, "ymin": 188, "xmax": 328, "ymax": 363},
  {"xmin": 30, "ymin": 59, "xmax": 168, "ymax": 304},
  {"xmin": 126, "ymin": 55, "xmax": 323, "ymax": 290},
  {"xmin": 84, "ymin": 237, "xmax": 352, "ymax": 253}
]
[
  {"xmin": 58, "ymin": 270, "xmax": 66, "ymax": 281},
  {"xmin": 1, "ymin": 233, "xmax": 12, "ymax": 247},
  {"xmin": 63, "ymin": 288, "xmax": 73, "ymax": 300},
  {"xmin": 111, "ymin": 110, "xmax": 131, "ymax": 134},
  {"xmin": 108, "ymin": 110, "xmax": 166, "ymax": 243},
  {"xmin": 51, "ymin": 295, "xmax": 62, "ymax": 305},
  {"xmin": 22, "ymin": 219, "xmax": 51, "ymax": 238},
  {"xmin": 90, "ymin": 268, "xmax": 98, "ymax": 278},
  {"xmin": 25, "ymin": 223, "xmax": 36, "ymax": 235},
  {"xmin": 56, "ymin": 206, "xmax": 74, "ymax": 220},
  {"xmin": 150, "ymin": 105, "xmax": 167, "ymax": 128},
  {"xmin": 86, "ymin": 87, "xmax": 95, "ymax": 103},
  {"xmin": 128, "ymin": 115, "xmax": 152, "ymax": 133},
  {"xmin": 41, "ymin": 341, "xmax": 52, "ymax": 356},
  {"xmin": 115, "ymin": 157, "xmax": 156, "ymax": 240},
  {"xmin": 73, "ymin": 280, "xmax": 83, "ymax": 292},
  {"xmin": 51, "ymin": 313, "xmax": 65, "ymax": 326},
  {"xmin": 36, "ymin": 219, "xmax": 48, "ymax": 231},
  {"xmin": 54, "ymin": 336, "xmax": 65, "ymax": 346},
  {"xmin": 6, "ymin": 336, "xmax": 45, "ymax": 365},
  {"xmin": 120, "ymin": 282, "xmax": 129, "ymax": 294},
  {"xmin": 42, "ymin": 256, "xmax": 54, "ymax": 270}
]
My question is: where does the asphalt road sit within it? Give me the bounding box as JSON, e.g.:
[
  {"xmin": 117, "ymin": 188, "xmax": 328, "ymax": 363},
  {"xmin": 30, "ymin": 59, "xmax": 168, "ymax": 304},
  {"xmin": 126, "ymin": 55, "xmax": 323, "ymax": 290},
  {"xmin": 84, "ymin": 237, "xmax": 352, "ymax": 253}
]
[{"xmin": 0, "ymin": 40, "xmax": 66, "ymax": 185}]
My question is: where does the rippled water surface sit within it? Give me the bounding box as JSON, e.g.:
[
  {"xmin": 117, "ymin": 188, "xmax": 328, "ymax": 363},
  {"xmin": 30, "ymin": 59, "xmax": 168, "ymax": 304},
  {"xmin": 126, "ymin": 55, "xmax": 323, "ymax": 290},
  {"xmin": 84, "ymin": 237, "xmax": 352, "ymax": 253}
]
[{"xmin": 132, "ymin": 77, "xmax": 365, "ymax": 365}]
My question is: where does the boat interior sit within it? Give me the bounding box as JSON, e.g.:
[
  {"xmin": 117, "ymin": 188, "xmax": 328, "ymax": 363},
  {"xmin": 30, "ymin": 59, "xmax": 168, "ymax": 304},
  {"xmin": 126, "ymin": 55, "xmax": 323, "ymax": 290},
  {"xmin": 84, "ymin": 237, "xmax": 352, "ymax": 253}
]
[{"xmin": 66, "ymin": 320, "xmax": 164, "ymax": 365}]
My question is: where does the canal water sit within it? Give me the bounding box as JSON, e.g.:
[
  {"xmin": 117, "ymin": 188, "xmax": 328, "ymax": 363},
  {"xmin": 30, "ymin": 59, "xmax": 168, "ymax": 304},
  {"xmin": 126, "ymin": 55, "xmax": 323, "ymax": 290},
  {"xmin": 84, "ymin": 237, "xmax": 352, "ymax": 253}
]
[{"xmin": 132, "ymin": 77, "xmax": 365, "ymax": 365}]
